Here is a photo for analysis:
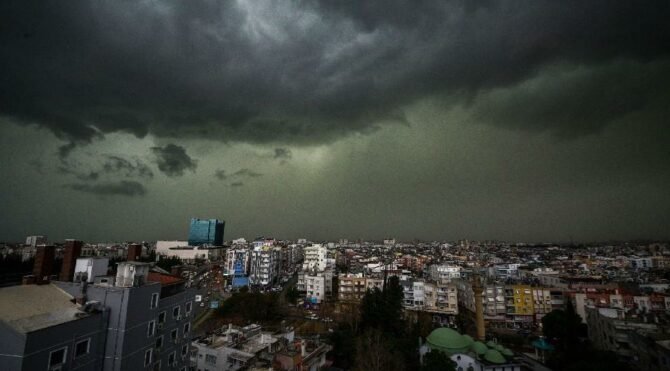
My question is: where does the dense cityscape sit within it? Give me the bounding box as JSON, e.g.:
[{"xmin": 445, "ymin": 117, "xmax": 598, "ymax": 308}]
[
  {"xmin": 2, "ymin": 1, "xmax": 669, "ymax": 371},
  {"xmin": 1, "ymin": 218, "xmax": 669, "ymax": 370}
]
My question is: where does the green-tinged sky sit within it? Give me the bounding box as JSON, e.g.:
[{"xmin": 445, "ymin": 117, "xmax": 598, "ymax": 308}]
[{"xmin": 0, "ymin": 1, "xmax": 668, "ymax": 243}]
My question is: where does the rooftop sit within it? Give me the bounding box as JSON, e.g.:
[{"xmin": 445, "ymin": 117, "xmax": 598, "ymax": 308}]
[
  {"xmin": 0, "ymin": 284, "xmax": 90, "ymax": 333},
  {"xmin": 148, "ymin": 272, "xmax": 184, "ymax": 286}
]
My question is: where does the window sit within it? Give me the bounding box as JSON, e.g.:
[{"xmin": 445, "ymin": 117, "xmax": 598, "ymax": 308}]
[
  {"xmin": 171, "ymin": 329, "xmax": 178, "ymax": 341},
  {"xmin": 150, "ymin": 293, "xmax": 159, "ymax": 309},
  {"xmin": 183, "ymin": 322, "xmax": 190, "ymax": 336},
  {"xmin": 181, "ymin": 344, "xmax": 188, "ymax": 356},
  {"xmin": 205, "ymin": 354, "xmax": 217, "ymax": 364},
  {"xmin": 158, "ymin": 311, "xmax": 166, "ymax": 324},
  {"xmin": 173, "ymin": 305, "xmax": 181, "ymax": 318},
  {"xmin": 168, "ymin": 351, "xmax": 176, "ymax": 366},
  {"xmin": 144, "ymin": 349, "xmax": 153, "ymax": 366},
  {"xmin": 49, "ymin": 347, "xmax": 67, "ymax": 368},
  {"xmin": 74, "ymin": 338, "xmax": 90, "ymax": 359},
  {"xmin": 155, "ymin": 335, "xmax": 163, "ymax": 349},
  {"xmin": 147, "ymin": 320, "xmax": 156, "ymax": 337},
  {"xmin": 185, "ymin": 301, "xmax": 192, "ymax": 314}
]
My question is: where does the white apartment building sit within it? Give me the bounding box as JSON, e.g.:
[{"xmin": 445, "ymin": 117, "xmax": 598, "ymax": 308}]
[
  {"xmin": 249, "ymin": 248, "xmax": 280, "ymax": 287},
  {"xmin": 156, "ymin": 240, "xmax": 223, "ymax": 262},
  {"xmin": 429, "ymin": 264, "xmax": 462, "ymax": 282},
  {"xmin": 192, "ymin": 324, "xmax": 292, "ymax": 371},
  {"xmin": 225, "ymin": 249, "xmax": 250, "ymax": 276},
  {"xmin": 402, "ymin": 279, "xmax": 458, "ymax": 315},
  {"xmin": 491, "ymin": 264, "xmax": 521, "ymax": 279},
  {"xmin": 302, "ymin": 244, "xmax": 327, "ymax": 272},
  {"xmin": 532, "ymin": 288, "xmax": 553, "ymax": 320},
  {"xmin": 305, "ymin": 274, "xmax": 326, "ymax": 304}
]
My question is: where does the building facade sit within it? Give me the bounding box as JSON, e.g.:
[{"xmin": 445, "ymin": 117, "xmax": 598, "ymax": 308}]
[{"xmin": 188, "ymin": 218, "xmax": 225, "ymax": 246}]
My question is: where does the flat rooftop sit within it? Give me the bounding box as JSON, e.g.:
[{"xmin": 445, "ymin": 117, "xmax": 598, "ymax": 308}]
[{"xmin": 0, "ymin": 284, "xmax": 90, "ymax": 333}]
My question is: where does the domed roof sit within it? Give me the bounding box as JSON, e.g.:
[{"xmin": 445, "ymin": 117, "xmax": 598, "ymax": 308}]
[
  {"xmin": 501, "ymin": 348, "xmax": 514, "ymax": 357},
  {"xmin": 462, "ymin": 334, "xmax": 474, "ymax": 344},
  {"xmin": 486, "ymin": 340, "xmax": 497, "ymax": 348},
  {"xmin": 426, "ymin": 328, "xmax": 471, "ymax": 354},
  {"xmin": 483, "ymin": 349, "xmax": 506, "ymax": 364},
  {"xmin": 494, "ymin": 344, "xmax": 504, "ymax": 352},
  {"xmin": 471, "ymin": 341, "xmax": 488, "ymax": 355}
]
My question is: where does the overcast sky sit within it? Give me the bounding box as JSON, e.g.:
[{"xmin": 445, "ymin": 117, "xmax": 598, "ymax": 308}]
[{"xmin": 1, "ymin": 1, "xmax": 668, "ymax": 243}]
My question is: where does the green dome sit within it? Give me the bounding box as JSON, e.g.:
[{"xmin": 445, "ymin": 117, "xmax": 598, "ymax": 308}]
[
  {"xmin": 426, "ymin": 328, "xmax": 471, "ymax": 355},
  {"xmin": 462, "ymin": 334, "xmax": 474, "ymax": 344},
  {"xmin": 494, "ymin": 344, "xmax": 504, "ymax": 352},
  {"xmin": 483, "ymin": 349, "xmax": 506, "ymax": 364},
  {"xmin": 486, "ymin": 340, "xmax": 497, "ymax": 348},
  {"xmin": 471, "ymin": 341, "xmax": 488, "ymax": 355},
  {"xmin": 501, "ymin": 348, "xmax": 514, "ymax": 357}
]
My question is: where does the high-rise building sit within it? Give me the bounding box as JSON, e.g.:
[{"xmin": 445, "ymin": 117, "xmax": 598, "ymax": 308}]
[{"xmin": 188, "ymin": 218, "xmax": 225, "ymax": 246}]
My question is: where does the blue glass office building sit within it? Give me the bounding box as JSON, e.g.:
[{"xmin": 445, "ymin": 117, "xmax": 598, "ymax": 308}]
[{"xmin": 188, "ymin": 218, "xmax": 225, "ymax": 246}]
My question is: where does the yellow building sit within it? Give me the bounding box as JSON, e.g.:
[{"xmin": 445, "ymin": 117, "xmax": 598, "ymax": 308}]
[{"xmin": 512, "ymin": 285, "xmax": 534, "ymax": 315}]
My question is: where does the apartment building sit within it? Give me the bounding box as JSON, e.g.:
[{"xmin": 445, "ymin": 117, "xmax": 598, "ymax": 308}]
[
  {"xmin": 57, "ymin": 261, "xmax": 197, "ymax": 371},
  {"xmin": 249, "ymin": 248, "xmax": 280, "ymax": 287},
  {"xmin": 0, "ymin": 283, "xmax": 107, "ymax": 371},
  {"xmin": 1, "ymin": 245, "xmax": 196, "ymax": 371},
  {"xmin": 302, "ymin": 244, "xmax": 327, "ymax": 272},
  {"xmin": 225, "ymin": 248, "xmax": 250, "ymax": 276},
  {"xmin": 429, "ymin": 264, "xmax": 462, "ymax": 282},
  {"xmin": 402, "ymin": 279, "xmax": 458, "ymax": 315},
  {"xmin": 192, "ymin": 323, "xmax": 293, "ymax": 371}
]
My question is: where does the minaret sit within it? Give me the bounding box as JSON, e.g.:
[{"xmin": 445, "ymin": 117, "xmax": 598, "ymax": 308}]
[{"xmin": 472, "ymin": 266, "xmax": 486, "ymax": 341}]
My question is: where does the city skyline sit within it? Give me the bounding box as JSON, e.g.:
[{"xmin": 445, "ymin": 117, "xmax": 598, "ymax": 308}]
[{"xmin": 1, "ymin": 1, "xmax": 669, "ymax": 243}]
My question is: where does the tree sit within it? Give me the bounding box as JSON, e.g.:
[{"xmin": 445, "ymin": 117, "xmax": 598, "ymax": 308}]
[
  {"xmin": 328, "ymin": 326, "xmax": 356, "ymax": 370},
  {"xmin": 286, "ymin": 286, "xmax": 300, "ymax": 305},
  {"xmin": 422, "ymin": 350, "xmax": 456, "ymax": 371},
  {"xmin": 353, "ymin": 329, "xmax": 405, "ymax": 371},
  {"xmin": 360, "ymin": 276, "xmax": 404, "ymax": 335},
  {"xmin": 542, "ymin": 298, "xmax": 583, "ymax": 353}
]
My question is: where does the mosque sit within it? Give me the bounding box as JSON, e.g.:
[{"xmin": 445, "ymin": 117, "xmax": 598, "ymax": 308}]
[{"xmin": 419, "ymin": 270, "xmax": 524, "ymax": 371}]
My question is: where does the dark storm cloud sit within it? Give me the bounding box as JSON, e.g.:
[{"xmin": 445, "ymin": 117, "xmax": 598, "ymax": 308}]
[
  {"xmin": 214, "ymin": 168, "xmax": 263, "ymax": 187},
  {"xmin": 214, "ymin": 169, "xmax": 228, "ymax": 180},
  {"xmin": 151, "ymin": 144, "xmax": 197, "ymax": 177},
  {"xmin": 1, "ymin": 1, "xmax": 668, "ymax": 145},
  {"xmin": 102, "ymin": 156, "xmax": 154, "ymax": 179},
  {"xmin": 470, "ymin": 60, "xmax": 670, "ymax": 136},
  {"xmin": 274, "ymin": 148, "xmax": 292, "ymax": 161},
  {"xmin": 65, "ymin": 181, "xmax": 147, "ymax": 197},
  {"xmin": 57, "ymin": 154, "xmax": 153, "ymax": 181}
]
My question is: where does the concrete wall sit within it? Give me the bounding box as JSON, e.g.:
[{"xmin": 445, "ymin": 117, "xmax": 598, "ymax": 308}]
[
  {"xmin": 53, "ymin": 279, "xmax": 195, "ymax": 371},
  {"xmin": 22, "ymin": 312, "xmax": 106, "ymax": 371},
  {"xmin": 0, "ymin": 321, "xmax": 26, "ymax": 371}
]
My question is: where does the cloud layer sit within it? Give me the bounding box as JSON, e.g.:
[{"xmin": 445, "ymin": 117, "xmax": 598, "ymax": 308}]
[
  {"xmin": 151, "ymin": 144, "xmax": 197, "ymax": 177},
  {"xmin": 1, "ymin": 1, "xmax": 667, "ymax": 146},
  {"xmin": 66, "ymin": 181, "xmax": 147, "ymax": 197}
]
